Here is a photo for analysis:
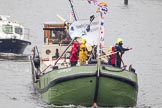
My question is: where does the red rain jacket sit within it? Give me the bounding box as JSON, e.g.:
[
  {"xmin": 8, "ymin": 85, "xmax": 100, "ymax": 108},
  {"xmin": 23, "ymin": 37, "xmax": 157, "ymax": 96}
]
[
  {"xmin": 110, "ymin": 46, "xmax": 116, "ymax": 65},
  {"xmin": 70, "ymin": 42, "xmax": 79, "ymax": 62}
]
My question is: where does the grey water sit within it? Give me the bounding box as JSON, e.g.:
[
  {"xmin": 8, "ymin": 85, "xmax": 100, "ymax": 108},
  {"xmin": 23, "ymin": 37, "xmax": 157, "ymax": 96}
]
[{"xmin": 0, "ymin": 0, "xmax": 162, "ymax": 108}]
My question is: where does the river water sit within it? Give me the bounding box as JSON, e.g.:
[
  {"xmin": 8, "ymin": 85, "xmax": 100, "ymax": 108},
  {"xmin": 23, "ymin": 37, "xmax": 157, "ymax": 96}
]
[{"xmin": 0, "ymin": 0, "xmax": 162, "ymax": 108}]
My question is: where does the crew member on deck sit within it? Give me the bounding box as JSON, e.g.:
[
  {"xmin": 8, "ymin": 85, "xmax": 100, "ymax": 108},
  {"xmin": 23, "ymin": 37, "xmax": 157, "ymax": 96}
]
[
  {"xmin": 70, "ymin": 41, "xmax": 79, "ymax": 66},
  {"xmin": 108, "ymin": 46, "xmax": 116, "ymax": 67},
  {"xmin": 79, "ymin": 38, "xmax": 88, "ymax": 65},
  {"xmin": 115, "ymin": 38, "xmax": 132, "ymax": 68}
]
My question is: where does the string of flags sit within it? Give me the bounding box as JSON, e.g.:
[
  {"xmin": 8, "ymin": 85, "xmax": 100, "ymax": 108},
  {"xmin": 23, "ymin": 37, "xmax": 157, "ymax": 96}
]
[
  {"xmin": 87, "ymin": 0, "xmax": 98, "ymax": 4},
  {"xmin": 87, "ymin": 0, "xmax": 108, "ymax": 49},
  {"xmin": 87, "ymin": 0, "xmax": 108, "ymax": 16},
  {"xmin": 70, "ymin": 0, "xmax": 108, "ymax": 21},
  {"xmin": 69, "ymin": 0, "xmax": 108, "ymax": 49}
]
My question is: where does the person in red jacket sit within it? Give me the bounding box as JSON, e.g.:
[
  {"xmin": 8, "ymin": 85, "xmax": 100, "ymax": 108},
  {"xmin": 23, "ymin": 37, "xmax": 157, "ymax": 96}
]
[
  {"xmin": 70, "ymin": 41, "xmax": 79, "ymax": 66},
  {"xmin": 108, "ymin": 38, "xmax": 132, "ymax": 67},
  {"xmin": 108, "ymin": 46, "xmax": 116, "ymax": 67}
]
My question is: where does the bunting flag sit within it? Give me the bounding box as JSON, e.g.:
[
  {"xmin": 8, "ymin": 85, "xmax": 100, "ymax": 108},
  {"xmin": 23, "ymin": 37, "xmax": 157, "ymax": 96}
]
[
  {"xmin": 86, "ymin": 0, "xmax": 108, "ymax": 16},
  {"xmin": 99, "ymin": 16, "xmax": 104, "ymax": 48},
  {"xmin": 87, "ymin": 1, "xmax": 108, "ymax": 48},
  {"xmin": 87, "ymin": 0, "xmax": 98, "ymax": 4},
  {"xmin": 96, "ymin": 1, "xmax": 108, "ymax": 17}
]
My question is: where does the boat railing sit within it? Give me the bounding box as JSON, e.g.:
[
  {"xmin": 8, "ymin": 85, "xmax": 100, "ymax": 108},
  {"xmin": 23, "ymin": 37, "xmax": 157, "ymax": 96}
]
[
  {"xmin": 30, "ymin": 55, "xmax": 41, "ymax": 83},
  {"xmin": 54, "ymin": 37, "xmax": 76, "ymax": 66},
  {"xmin": 24, "ymin": 28, "xmax": 30, "ymax": 41},
  {"xmin": 102, "ymin": 65, "xmax": 126, "ymax": 72},
  {"xmin": 31, "ymin": 45, "xmax": 40, "ymax": 66}
]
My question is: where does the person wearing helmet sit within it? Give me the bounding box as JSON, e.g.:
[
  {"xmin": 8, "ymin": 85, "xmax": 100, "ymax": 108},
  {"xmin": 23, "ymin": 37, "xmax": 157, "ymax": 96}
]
[
  {"xmin": 115, "ymin": 38, "xmax": 132, "ymax": 68},
  {"xmin": 79, "ymin": 38, "xmax": 88, "ymax": 65}
]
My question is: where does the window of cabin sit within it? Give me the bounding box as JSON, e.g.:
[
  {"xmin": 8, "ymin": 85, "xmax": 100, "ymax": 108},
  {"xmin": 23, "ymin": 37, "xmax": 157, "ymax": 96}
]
[
  {"xmin": 51, "ymin": 30, "xmax": 56, "ymax": 38},
  {"xmin": 50, "ymin": 28, "xmax": 67, "ymax": 40},
  {"xmin": 15, "ymin": 26, "xmax": 23, "ymax": 35},
  {"xmin": 2, "ymin": 25, "xmax": 13, "ymax": 34}
]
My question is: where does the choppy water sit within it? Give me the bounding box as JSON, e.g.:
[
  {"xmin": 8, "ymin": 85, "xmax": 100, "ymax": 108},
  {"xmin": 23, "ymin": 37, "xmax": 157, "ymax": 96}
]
[{"xmin": 0, "ymin": 0, "xmax": 162, "ymax": 108}]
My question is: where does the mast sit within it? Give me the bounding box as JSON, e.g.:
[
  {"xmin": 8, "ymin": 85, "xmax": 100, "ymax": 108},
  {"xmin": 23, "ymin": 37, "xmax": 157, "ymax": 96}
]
[
  {"xmin": 68, "ymin": 0, "xmax": 77, "ymax": 21},
  {"xmin": 86, "ymin": 1, "xmax": 108, "ymax": 107}
]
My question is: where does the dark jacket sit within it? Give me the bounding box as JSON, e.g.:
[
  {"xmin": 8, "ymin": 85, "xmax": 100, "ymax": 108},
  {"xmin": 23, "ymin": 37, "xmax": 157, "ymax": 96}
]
[{"xmin": 115, "ymin": 43, "xmax": 129, "ymax": 67}]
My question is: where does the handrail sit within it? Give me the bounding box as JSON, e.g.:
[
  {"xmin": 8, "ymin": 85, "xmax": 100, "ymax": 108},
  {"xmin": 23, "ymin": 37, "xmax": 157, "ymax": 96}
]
[
  {"xmin": 54, "ymin": 38, "xmax": 76, "ymax": 66},
  {"xmin": 102, "ymin": 65, "xmax": 126, "ymax": 72}
]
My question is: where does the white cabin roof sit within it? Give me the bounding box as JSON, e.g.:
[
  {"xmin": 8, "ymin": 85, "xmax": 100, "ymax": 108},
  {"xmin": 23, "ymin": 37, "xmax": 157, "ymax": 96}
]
[
  {"xmin": 0, "ymin": 15, "xmax": 10, "ymax": 21},
  {"xmin": 0, "ymin": 15, "xmax": 23, "ymax": 27},
  {"xmin": 44, "ymin": 21, "xmax": 63, "ymax": 25}
]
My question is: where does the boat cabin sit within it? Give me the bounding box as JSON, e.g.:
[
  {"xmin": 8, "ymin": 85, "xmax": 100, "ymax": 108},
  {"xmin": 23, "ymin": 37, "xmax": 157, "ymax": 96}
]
[
  {"xmin": 43, "ymin": 23, "xmax": 72, "ymax": 44},
  {"xmin": 0, "ymin": 15, "xmax": 25, "ymax": 40},
  {"xmin": 40, "ymin": 22, "xmax": 72, "ymax": 72}
]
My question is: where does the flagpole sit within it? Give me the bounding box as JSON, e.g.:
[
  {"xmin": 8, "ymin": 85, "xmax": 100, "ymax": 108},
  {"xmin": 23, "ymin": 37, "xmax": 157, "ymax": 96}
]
[{"xmin": 91, "ymin": 2, "xmax": 108, "ymax": 107}]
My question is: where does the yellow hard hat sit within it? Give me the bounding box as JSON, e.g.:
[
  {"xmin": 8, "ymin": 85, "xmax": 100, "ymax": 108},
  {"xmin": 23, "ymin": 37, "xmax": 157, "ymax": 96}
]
[
  {"xmin": 82, "ymin": 38, "xmax": 87, "ymax": 44},
  {"xmin": 116, "ymin": 38, "xmax": 123, "ymax": 44}
]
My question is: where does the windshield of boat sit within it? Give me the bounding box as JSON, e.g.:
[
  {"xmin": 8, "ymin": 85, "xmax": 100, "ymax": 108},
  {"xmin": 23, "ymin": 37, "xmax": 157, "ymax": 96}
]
[
  {"xmin": 15, "ymin": 26, "xmax": 23, "ymax": 35},
  {"xmin": 52, "ymin": 28, "xmax": 71, "ymax": 44},
  {"xmin": 51, "ymin": 28, "xmax": 66, "ymax": 39},
  {"xmin": 2, "ymin": 25, "xmax": 13, "ymax": 34}
]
